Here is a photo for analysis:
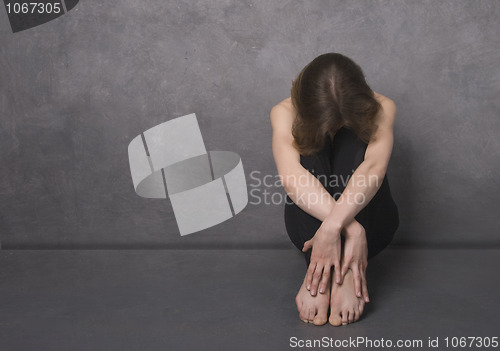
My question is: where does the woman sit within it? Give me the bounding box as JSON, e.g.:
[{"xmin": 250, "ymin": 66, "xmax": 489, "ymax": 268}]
[{"xmin": 270, "ymin": 53, "xmax": 399, "ymax": 326}]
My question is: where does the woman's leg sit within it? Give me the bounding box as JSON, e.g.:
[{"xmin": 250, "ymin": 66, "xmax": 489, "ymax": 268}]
[
  {"xmin": 284, "ymin": 127, "xmax": 399, "ymax": 326},
  {"xmin": 284, "ymin": 136, "xmax": 334, "ymax": 325},
  {"xmin": 284, "ymin": 133, "xmax": 333, "ymax": 265},
  {"xmin": 284, "ymin": 127, "xmax": 399, "ymax": 264},
  {"xmin": 327, "ymin": 127, "xmax": 399, "ymax": 259}
]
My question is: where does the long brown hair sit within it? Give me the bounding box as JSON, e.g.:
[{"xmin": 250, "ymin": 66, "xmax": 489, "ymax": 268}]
[{"xmin": 291, "ymin": 53, "xmax": 381, "ymax": 156}]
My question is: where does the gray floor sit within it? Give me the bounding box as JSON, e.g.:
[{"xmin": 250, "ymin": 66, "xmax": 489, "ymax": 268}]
[{"xmin": 1, "ymin": 248, "xmax": 499, "ymax": 351}]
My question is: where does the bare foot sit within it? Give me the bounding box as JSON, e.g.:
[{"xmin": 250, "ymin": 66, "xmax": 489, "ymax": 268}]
[
  {"xmin": 329, "ymin": 269, "xmax": 365, "ymax": 326},
  {"xmin": 295, "ymin": 276, "xmax": 330, "ymax": 325}
]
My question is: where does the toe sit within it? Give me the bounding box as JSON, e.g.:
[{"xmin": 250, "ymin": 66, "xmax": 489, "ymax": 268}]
[
  {"xmin": 299, "ymin": 308, "xmax": 308, "ymax": 322},
  {"xmin": 353, "ymin": 308, "xmax": 360, "ymax": 322},
  {"xmin": 329, "ymin": 311, "xmax": 343, "ymax": 326},
  {"xmin": 308, "ymin": 307, "xmax": 316, "ymax": 323},
  {"xmin": 359, "ymin": 301, "xmax": 365, "ymax": 316},
  {"xmin": 313, "ymin": 308, "xmax": 328, "ymax": 326},
  {"xmin": 341, "ymin": 310, "xmax": 349, "ymax": 325},
  {"xmin": 348, "ymin": 309, "xmax": 355, "ymax": 324}
]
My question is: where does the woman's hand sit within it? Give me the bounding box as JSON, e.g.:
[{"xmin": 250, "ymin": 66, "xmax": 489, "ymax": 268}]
[
  {"xmin": 302, "ymin": 218, "xmax": 343, "ymax": 296},
  {"xmin": 342, "ymin": 220, "xmax": 370, "ymax": 303}
]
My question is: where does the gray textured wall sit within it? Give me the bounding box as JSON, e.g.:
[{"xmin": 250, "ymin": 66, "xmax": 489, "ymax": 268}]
[{"xmin": 0, "ymin": 0, "xmax": 499, "ymax": 249}]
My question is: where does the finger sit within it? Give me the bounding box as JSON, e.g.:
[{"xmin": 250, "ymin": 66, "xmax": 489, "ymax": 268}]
[
  {"xmin": 341, "ymin": 256, "xmax": 352, "ymax": 278},
  {"xmin": 333, "ymin": 260, "xmax": 342, "ymax": 284},
  {"xmin": 305, "ymin": 262, "xmax": 317, "ymax": 291},
  {"xmin": 351, "ymin": 266, "xmax": 362, "ymax": 298},
  {"xmin": 361, "ymin": 267, "xmax": 370, "ymax": 302},
  {"xmin": 310, "ymin": 265, "xmax": 324, "ymax": 296},
  {"xmin": 318, "ymin": 265, "xmax": 331, "ymax": 294},
  {"xmin": 302, "ymin": 239, "xmax": 312, "ymax": 252}
]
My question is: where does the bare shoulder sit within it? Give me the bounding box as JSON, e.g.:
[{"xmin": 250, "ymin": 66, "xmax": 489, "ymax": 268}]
[
  {"xmin": 270, "ymin": 97, "xmax": 295, "ymax": 130},
  {"xmin": 270, "ymin": 97, "xmax": 294, "ymax": 117},
  {"xmin": 373, "ymin": 92, "xmax": 396, "ymax": 126}
]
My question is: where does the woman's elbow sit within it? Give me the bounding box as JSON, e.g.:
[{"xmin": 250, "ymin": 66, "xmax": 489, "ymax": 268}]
[
  {"xmin": 278, "ymin": 168, "xmax": 305, "ymax": 193},
  {"xmin": 369, "ymin": 166, "xmax": 387, "ymax": 187},
  {"xmin": 277, "ymin": 172, "xmax": 294, "ymax": 191}
]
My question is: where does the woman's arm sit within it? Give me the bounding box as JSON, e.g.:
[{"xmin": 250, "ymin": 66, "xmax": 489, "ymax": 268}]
[
  {"xmin": 270, "ymin": 99, "xmax": 365, "ymax": 296},
  {"xmin": 270, "ymin": 100, "xmax": 336, "ymax": 221},
  {"xmin": 324, "ymin": 94, "xmax": 397, "ymax": 229},
  {"xmin": 303, "ymin": 93, "xmax": 397, "ymax": 299},
  {"xmin": 270, "ymin": 94, "xmax": 396, "ymax": 223}
]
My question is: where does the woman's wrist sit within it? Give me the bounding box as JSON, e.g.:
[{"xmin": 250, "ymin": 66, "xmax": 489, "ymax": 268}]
[
  {"xmin": 343, "ymin": 219, "xmax": 365, "ymax": 239},
  {"xmin": 321, "ymin": 215, "xmax": 343, "ymax": 236},
  {"xmin": 323, "ymin": 198, "xmax": 361, "ymax": 237}
]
